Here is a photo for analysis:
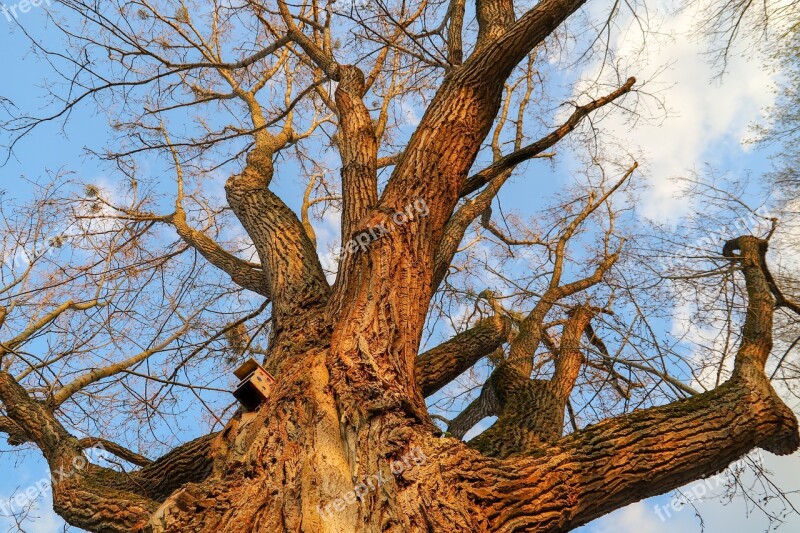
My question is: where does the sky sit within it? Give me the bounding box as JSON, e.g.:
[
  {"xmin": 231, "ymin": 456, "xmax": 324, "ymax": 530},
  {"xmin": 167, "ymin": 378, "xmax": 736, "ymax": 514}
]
[{"xmin": 1, "ymin": 1, "xmax": 799, "ymax": 532}]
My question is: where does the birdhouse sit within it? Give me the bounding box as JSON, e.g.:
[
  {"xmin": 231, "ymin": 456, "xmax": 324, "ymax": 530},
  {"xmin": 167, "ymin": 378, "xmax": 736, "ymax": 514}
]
[{"xmin": 232, "ymin": 358, "xmax": 276, "ymax": 411}]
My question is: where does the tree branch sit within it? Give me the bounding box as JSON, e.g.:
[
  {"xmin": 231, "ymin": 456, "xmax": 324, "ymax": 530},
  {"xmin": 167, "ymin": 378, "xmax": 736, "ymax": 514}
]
[
  {"xmin": 335, "ymin": 65, "xmax": 379, "ymax": 241},
  {"xmin": 460, "ymin": 77, "xmax": 636, "ymax": 197},
  {"xmin": 416, "ymin": 315, "xmax": 510, "ymax": 397},
  {"xmin": 550, "ymin": 305, "xmax": 595, "ymax": 402},
  {"xmin": 163, "ymin": 133, "xmax": 270, "ymax": 296},
  {"xmin": 433, "ymin": 170, "xmax": 513, "ymax": 290},
  {"xmin": 169, "ymin": 208, "xmax": 269, "ymax": 296},
  {"xmin": 443, "ymin": 194, "xmax": 626, "ymax": 440},
  {"xmin": 463, "ymin": 0, "xmax": 588, "ymax": 83},
  {"xmin": 327, "ymin": 65, "xmax": 381, "ymax": 312},
  {"xmin": 0, "ymin": 414, "xmax": 27, "ymax": 445},
  {"xmin": 449, "ymin": 236, "xmax": 799, "ymax": 529},
  {"xmin": 225, "ymin": 149, "xmax": 330, "ymax": 324},
  {"xmin": 433, "ymin": 81, "xmax": 634, "ymax": 292},
  {"xmin": 52, "ymin": 314, "xmax": 199, "ymax": 407},
  {"xmin": 474, "ymin": 0, "xmax": 517, "ymax": 56},
  {"xmin": 447, "ymin": 0, "xmax": 467, "ymax": 65},
  {"xmin": 0, "ymin": 371, "xmax": 158, "ymax": 532},
  {"xmin": 467, "ymin": 306, "xmax": 596, "ymax": 457},
  {"xmin": 450, "ymin": 371, "xmax": 798, "ymax": 531},
  {"xmin": 76, "ymin": 438, "xmax": 153, "ymax": 468},
  {"xmin": 102, "ymin": 433, "xmax": 218, "ymax": 503},
  {"xmin": 448, "ymin": 390, "xmax": 500, "ymax": 440}
]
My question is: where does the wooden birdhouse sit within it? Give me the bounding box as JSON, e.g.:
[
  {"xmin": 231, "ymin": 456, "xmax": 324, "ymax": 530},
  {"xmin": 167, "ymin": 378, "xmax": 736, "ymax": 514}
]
[{"xmin": 232, "ymin": 358, "xmax": 275, "ymax": 411}]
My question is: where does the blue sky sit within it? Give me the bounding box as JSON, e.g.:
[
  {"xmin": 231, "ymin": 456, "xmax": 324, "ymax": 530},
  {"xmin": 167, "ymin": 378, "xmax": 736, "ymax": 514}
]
[{"xmin": 1, "ymin": 1, "xmax": 798, "ymax": 532}]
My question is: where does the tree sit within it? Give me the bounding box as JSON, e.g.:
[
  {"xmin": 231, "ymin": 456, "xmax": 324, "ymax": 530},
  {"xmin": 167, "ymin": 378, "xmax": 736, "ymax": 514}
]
[
  {"xmin": 0, "ymin": 1, "xmax": 798, "ymax": 531},
  {"xmin": 755, "ymin": 25, "xmax": 800, "ymax": 203}
]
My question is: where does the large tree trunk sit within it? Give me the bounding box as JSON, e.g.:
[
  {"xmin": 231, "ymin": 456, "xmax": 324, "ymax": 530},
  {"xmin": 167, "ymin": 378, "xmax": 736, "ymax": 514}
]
[{"xmin": 141, "ymin": 238, "xmax": 797, "ymax": 533}]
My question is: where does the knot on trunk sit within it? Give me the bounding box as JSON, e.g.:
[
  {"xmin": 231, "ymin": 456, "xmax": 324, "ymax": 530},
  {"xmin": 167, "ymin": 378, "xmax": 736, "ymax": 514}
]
[
  {"xmin": 336, "ymin": 64, "xmax": 367, "ymax": 98},
  {"xmin": 760, "ymin": 398, "xmax": 800, "ymax": 456},
  {"xmin": 735, "ymin": 364, "xmax": 800, "ymax": 456},
  {"xmin": 225, "ymin": 147, "xmax": 275, "ymax": 198},
  {"xmin": 245, "ymin": 147, "xmax": 275, "ymax": 182}
]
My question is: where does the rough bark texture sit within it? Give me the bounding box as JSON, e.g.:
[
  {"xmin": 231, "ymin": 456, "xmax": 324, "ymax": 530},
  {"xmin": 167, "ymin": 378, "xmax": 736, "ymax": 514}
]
[
  {"xmin": 2, "ymin": 2, "xmax": 798, "ymax": 532},
  {"xmin": 416, "ymin": 315, "xmax": 511, "ymax": 397}
]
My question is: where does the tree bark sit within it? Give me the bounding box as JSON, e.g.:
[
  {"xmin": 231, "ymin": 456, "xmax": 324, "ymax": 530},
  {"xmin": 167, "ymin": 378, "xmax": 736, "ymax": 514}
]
[
  {"xmin": 3, "ymin": 1, "xmax": 798, "ymax": 532},
  {"xmin": 133, "ymin": 237, "xmax": 796, "ymax": 532},
  {"xmin": 416, "ymin": 315, "xmax": 510, "ymax": 397}
]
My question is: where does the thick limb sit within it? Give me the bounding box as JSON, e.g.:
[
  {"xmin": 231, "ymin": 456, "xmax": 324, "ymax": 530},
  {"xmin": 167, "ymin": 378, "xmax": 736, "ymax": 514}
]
[
  {"xmin": 416, "ymin": 315, "xmax": 510, "ymax": 397},
  {"xmin": 446, "ymin": 236, "xmax": 799, "ymax": 530},
  {"xmin": 225, "ymin": 151, "xmax": 330, "ymax": 325},
  {"xmin": 0, "ymin": 371, "xmax": 158, "ymax": 532},
  {"xmin": 468, "ymin": 306, "xmax": 596, "ymax": 457}
]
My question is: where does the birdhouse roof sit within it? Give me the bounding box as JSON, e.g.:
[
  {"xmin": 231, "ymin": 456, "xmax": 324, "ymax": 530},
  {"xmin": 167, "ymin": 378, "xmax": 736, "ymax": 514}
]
[{"xmin": 234, "ymin": 358, "xmax": 264, "ymax": 380}]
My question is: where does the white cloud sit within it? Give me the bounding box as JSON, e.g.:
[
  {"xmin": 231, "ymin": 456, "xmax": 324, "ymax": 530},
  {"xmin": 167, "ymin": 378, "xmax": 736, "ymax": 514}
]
[
  {"xmin": 399, "ymin": 100, "xmax": 421, "ymax": 126},
  {"xmin": 315, "ymin": 208, "xmax": 343, "ymax": 283},
  {"xmin": 581, "ymin": 450, "xmax": 800, "ymax": 532},
  {"xmin": 579, "ymin": 0, "xmax": 776, "ymax": 221},
  {"xmin": 463, "ymin": 416, "xmax": 497, "ymax": 441},
  {"xmin": 583, "ymin": 501, "xmax": 678, "ymax": 533}
]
